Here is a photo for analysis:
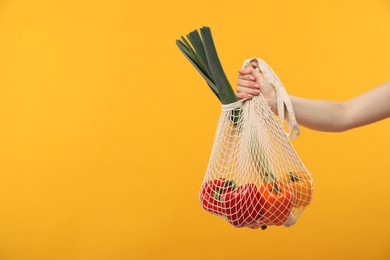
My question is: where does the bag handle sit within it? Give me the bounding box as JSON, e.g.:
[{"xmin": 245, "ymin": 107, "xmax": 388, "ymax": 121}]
[{"xmin": 242, "ymin": 58, "xmax": 300, "ymax": 139}]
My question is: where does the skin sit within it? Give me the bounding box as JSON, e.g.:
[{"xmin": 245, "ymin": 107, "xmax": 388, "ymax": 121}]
[{"xmin": 237, "ymin": 67, "xmax": 390, "ymax": 132}]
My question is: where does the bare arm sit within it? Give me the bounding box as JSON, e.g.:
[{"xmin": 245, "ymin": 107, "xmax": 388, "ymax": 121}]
[
  {"xmin": 236, "ymin": 68, "xmax": 390, "ymax": 132},
  {"xmin": 340, "ymin": 81, "xmax": 390, "ymax": 130}
]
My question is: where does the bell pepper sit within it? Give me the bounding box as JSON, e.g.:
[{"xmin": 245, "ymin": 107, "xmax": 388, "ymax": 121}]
[
  {"xmin": 220, "ymin": 184, "xmax": 262, "ymax": 228},
  {"xmin": 200, "ymin": 178, "xmax": 236, "ymax": 216},
  {"xmin": 259, "ymin": 182, "xmax": 293, "ymax": 226},
  {"xmin": 286, "ymin": 172, "xmax": 313, "ymax": 208},
  {"xmin": 220, "ymin": 186, "xmax": 245, "ymax": 227}
]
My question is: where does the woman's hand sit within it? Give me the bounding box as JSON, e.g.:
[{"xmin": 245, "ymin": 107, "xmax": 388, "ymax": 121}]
[
  {"xmin": 236, "ymin": 67, "xmax": 259, "ymax": 100},
  {"xmin": 236, "ymin": 67, "xmax": 277, "ymax": 113}
]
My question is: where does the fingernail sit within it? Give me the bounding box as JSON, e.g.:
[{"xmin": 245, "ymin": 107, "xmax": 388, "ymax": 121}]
[
  {"xmin": 254, "ymin": 84, "xmax": 260, "ymax": 88},
  {"xmin": 249, "ymin": 76, "xmax": 255, "ymax": 81},
  {"xmin": 254, "ymin": 89, "xmax": 260, "ymax": 94}
]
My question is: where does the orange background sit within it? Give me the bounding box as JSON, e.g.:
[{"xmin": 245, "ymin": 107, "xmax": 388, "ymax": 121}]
[{"xmin": 0, "ymin": 0, "xmax": 389, "ymax": 259}]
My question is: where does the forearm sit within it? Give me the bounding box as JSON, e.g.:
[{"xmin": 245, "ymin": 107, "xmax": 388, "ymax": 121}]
[
  {"xmin": 343, "ymin": 81, "xmax": 390, "ymax": 130},
  {"xmin": 290, "ymin": 81, "xmax": 390, "ymax": 132},
  {"xmin": 290, "ymin": 96, "xmax": 348, "ymax": 132}
]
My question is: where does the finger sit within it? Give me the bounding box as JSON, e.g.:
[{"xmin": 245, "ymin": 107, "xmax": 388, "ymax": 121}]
[
  {"xmin": 236, "ymin": 92, "xmax": 254, "ymax": 100},
  {"xmin": 252, "ymin": 69, "xmax": 266, "ymax": 82},
  {"xmin": 238, "ymin": 74, "xmax": 256, "ymax": 81},
  {"xmin": 237, "ymin": 79, "xmax": 260, "ymax": 89},
  {"xmin": 237, "ymin": 85, "xmax": 260, "ymax": 96},
  {"xmin": 238, "ymin": 67, "xmax": 254, "ymax": 75},
  {"xmin": 251, "ymin": 70, "xmax": 275, "ymax": 94}
]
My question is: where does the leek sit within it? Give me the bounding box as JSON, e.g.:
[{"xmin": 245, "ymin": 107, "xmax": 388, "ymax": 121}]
[{"xmin": 176, "ymin": 26, "xmax": 274, "ymax": 182}]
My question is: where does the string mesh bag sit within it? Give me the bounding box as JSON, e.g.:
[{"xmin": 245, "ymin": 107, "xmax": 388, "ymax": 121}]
[{"xmin": 199, "ymin": 58, "xmax": 313, "ymax": 229}]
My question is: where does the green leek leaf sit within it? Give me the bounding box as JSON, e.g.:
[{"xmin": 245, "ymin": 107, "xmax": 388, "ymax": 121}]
[{"xmin": 200, "ymin": 27, "xmax": 238, "ymax": 105}]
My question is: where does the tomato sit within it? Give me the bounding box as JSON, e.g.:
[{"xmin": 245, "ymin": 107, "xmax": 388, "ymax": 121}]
[
  {"xmin": 285, "ymin": 172, "xmax": 313, "ymax": 208},
  {"xmin": 259, "ymin": 182, "xmax": 293, "ymax": 226},
  {"xmin": 200, "ymin": 178, "xmax": 235, "ymax": 216}
]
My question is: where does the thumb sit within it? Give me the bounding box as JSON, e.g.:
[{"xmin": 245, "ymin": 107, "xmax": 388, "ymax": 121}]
[
  {"xmin": 252, "ymin": 70, "xmax": 275, "ymax": 94},
  {"xmin": 252, "ymin": 69, "xmax": 264, "ymax": 82},
  {"xmin": 238, "ymin": 66, "xmax": 255, "ymax": 75}
]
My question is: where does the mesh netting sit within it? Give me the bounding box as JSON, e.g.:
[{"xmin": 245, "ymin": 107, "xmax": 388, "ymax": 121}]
[{"xmin": 199, "ymin": 58, "xmax": 313, "ymax": 229}]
